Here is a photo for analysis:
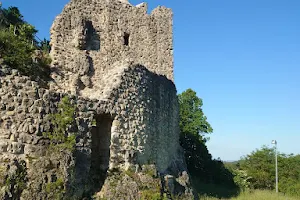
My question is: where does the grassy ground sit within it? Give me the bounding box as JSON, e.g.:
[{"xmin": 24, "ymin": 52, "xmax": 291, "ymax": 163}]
[{"xmin": 200, "ymin": 190, "xmax": 300, "ymax": 200}]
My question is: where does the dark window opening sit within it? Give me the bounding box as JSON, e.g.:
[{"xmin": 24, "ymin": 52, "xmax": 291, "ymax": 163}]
[
  {"xmin": 124, "ymin": 32, "xmax": 130, "ymax": 46},
  {"xmin": 90, "ymin": 114, "xmax": 113, "ymax": 192},
  {"xmin": 84, "ymin": 21, "xmax": 100, "ymax": 51}
]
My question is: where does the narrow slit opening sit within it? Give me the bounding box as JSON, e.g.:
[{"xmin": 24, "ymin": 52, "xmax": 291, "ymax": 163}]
[{"xmin": 124, "ymin": 32, "xmax": 130, "ymax": 46}]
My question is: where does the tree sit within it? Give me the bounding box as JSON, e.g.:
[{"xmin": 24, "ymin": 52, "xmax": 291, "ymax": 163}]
[
  {"xmin": 39, "ymin": 38, "xmax": 51, "ymax": 52},
  {"xmin": 238, "ymin": 146, "xmax": 276, "ymax": 190},
  {"xmin": 0, "ymin": 6, "xmax": 24, "ymax": 28},
  {"xmin": 237, "ymin": 146, "xmax": 300, "ymax": 197},
  {"xmin": 0, "ymin": 5, "xmax": 37, "ymax": 41},
  {"xmin": 178, "ymin": 89, "xmax": 213, "ymax": 177},
  {"xmin": 0, "ymin": 29, "xmax": 34, "ymax": 72},
  {"xmin": 178, "ymin": 89, "xmax": 213, "ymax": 142},
  {"xmin": 14, "ymin": 23, "xmax": 37, "ymax": 41},
  {"xmin": 178, "ymin": 89, "xmax": 238, "ymax": 198},
  {"xmin": 0, "ymin": 5, "xmax": 50, "ymax": 82}
]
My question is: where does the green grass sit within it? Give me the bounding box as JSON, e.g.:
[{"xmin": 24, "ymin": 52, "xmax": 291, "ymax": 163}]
[{"xmin": 200, "ymin": 190, "xmax": 300, "ymax": 200}]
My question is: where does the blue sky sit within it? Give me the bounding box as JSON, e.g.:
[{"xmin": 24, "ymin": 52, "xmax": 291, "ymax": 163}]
[{"xmin": 2, "ymin": 0, "xmax": 300, "ymax": 161}]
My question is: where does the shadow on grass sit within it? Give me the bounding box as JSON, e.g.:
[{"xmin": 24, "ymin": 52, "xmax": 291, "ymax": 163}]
[{"xmin": 192, "ymin": 178, "xmax": 240, "ymax": 199}]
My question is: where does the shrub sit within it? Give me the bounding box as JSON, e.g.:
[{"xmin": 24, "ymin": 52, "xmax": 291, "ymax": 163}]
[
  {"xmin": 0, "ymin": 5, "xmax": 51, "ymax": 82},
  {"xmin": 45, "ymin": 178, "xmax": 65, "ymax": 199},
  {"xmin": 0, "ymin": 29, "xmax": 51, "ymax": 81},
  {"xmin": 0, "ymin": 29, "xmax": 34, "ymax": 71},
  {"xmin": 232, "ymin": 169, "xmax": 251, "ymax": 191},
  {"xmin": 44, "ymin": 96, "xmax": 76, "ymax": 152},
  {"xmin": 140, "ymin": 190, "xmax": 166, "ymax": 200}
]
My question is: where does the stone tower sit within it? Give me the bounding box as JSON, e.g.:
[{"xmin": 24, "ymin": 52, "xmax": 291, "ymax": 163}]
[
  {"xmin": 0, "ymin": 0, "xmax": 195, "ymax": 199},
  {"xmin": 50, "ymin": 0, "xmax": 174, "ymax": 99}
]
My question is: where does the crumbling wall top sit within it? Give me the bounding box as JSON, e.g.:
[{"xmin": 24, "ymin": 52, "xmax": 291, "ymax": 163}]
[{"xmin": 50, "ymin": 0, "xmax": 174, "ymax": 98}]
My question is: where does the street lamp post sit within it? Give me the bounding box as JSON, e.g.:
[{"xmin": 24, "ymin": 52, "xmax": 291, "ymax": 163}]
[{"xmin": 272, "ymin": 140, "xmax": 278, "ymax": 193}]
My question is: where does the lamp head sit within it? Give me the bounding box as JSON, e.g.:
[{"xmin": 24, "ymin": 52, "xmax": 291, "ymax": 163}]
[{"xmin": 272, "ymin": 140, "xmax": 277, "ymax": 145}]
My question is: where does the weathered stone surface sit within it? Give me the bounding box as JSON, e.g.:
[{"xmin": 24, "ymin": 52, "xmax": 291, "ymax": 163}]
[
  {"xmin": 50, "ymin": 0, "xmax": 174, "ymax": 98},
  {"xmin": 0, "ymin": 0, "xmax": 195, "ymax": 199}
]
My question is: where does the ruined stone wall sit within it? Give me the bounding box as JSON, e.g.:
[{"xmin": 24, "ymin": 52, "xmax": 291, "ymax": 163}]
[
  {"xmin": 0, "ymin": 64, "xmax": 191, "ymax": 198},
  {"xmin": 0, "ymin": 65, "xmax": 96, "ymax": 198},
  {"xmin": 0, "ymin": 0, "xmax": 195, "ymax": 198},
  {"xmin": 71, "ymin": 63, "xmax": 189, "ymax": 197},
  {"xmin": 100, "ymin": 64, "xmax": 181, "ymax": 172},
  {"xmin": 50, "ymin": 0, "xmax": 173, "ymax": 98},
  {"xmin": 0, "ymin": 67, "xmax": 56, "ymax": 160}
]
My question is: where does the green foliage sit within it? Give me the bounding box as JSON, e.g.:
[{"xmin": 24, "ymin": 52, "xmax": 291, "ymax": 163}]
[
  {"xmin": 45, "ymin": 178, "xmax": 65, "ymax": 200},
  {"xmin": 277, "ymin": 154, "xmax": 300, "ymax": 196},
  {"xmin": 5, "ymin": 160, "xmax": 28, "ymax": 199},
  {"xmin": 180, "ymin": 132, "xmax": 211, "ymax": 176},
  {"xmin": 0, "ymin": 5, "xmax": 50, "ymax": 81},
  {"xmin": 0, "ymin": 30, "xmax": 34, "ymax": 70},
  {"xmin": 140, "ymin": 190, "xmax": 167, "ymax": 200},
  {"xmin": 39, "ymin": 38, "xmax": 51, "ymax": 52},
  {"xmin": 178, "ymin": 89, "xmax": 212, "ymax": 177},
  {"xmin": 44, "ymin": 96, "xmax": 76, "ymax": 152},
  {"xmin": 91, "ymin": 118, "xmax": 97, "ymax": 126},
  {"xmin": 0, "ymin": 29, "xmax": 51, "ymax": 85},
  {"xmin": 225, "ymin": 162, "xmax": 251, "ymax": 191},
  {"xmin": 142, "ymin": 165, "xmax": 156, "ymax": 178},
  {"xmin": 0, "ymin": 6, "xmax": 24, "ymax": 28},
  {"xmin": 178, "ymin": 89, "xmax": 239, "ymax": 198},
  {"xmin": 231, "ymin": 169, "xmax": 251, "ymax": 191},
  {"xmin": 124, "ymin": 169, "xmax": 135, "ymax": 178},
  {"xmin": 238, "ymin": 146, "xmax": 276, "ymax": 190},
  {"xmin": 178, "ymin": 88, "xmax": 213, "ymax": 142},
  {"xmin": 236, "ymin": 146, "xmax": 300, "ymax": 197},
  {"xmin": 14, "ymin": 23, "xmax": 37, "ymax": 41},
  {"xmin": 279, "ymin": 179, "xmax": 300, "ymax": 197},
  {"xmin": 0, "ymin": 6, "xmax": 37, "ymax": 39}
]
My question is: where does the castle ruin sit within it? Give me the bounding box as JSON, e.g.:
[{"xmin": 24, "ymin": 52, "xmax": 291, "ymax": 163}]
[
  {"xmin": 0, "ymin": 0, "xmax": 194, "ymax": 199},
  {"xmin": 50, "ymin": 0, "xmax": 174, "ymax": 98}
]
